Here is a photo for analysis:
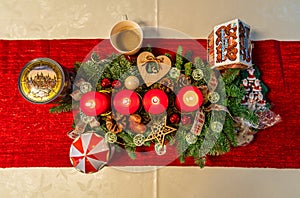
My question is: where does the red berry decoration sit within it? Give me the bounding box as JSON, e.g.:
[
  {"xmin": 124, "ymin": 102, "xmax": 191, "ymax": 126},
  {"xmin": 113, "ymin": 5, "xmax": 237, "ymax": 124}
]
[
  {"xmin": 112, "ymin": 80, "xmax": 122, "ymax": 89},
  {"xmin": 101, "ymin": 78, "xmax": 111, "ymax": 88},
  {"xmin": 181, "ymin": 115, "xmax": 192, "ymax": 125},
  {"xmin": 169, "ymin": 113, "xmax": 180, "ymax": 124}
]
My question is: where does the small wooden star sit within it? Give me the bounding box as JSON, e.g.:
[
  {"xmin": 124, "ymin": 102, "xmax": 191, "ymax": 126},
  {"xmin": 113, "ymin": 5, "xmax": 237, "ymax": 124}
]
[{"xmin": 144, "ymin": 116, "xmax": 177, "ymax": 146}]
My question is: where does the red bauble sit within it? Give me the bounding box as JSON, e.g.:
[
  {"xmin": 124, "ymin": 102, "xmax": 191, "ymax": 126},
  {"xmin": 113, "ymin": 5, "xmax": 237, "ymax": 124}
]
[
  {"xmin": 175, "ymin": 86, "xmax": 203, "ymax": 113},
  {"xmin": 169, "ymin": 113, "xmax": 180, "ymax": 124},
  {"xmin": 80, "ymin": 91, "xmax": 111, "ymax": 116},
  {"xmin": 181, "ymin": 115, "xmax": 192, "ymax": 125},
  {"xmin": 143, "ymin": 89, "xmax": 168, "ymax": 114},
  {"xmin": 113, "ymin": 90, "xmax": 140, "ymax": 115},
  {"xmin": 101, "ymin": 78, "xmax": 111, "ymax": 88},
  {"xmin": 112, "ymin": 80, "xmax": 122, "ymax": 89}
]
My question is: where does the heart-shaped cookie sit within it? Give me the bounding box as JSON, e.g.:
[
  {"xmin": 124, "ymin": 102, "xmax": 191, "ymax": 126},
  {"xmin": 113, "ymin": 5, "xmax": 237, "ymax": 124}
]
[{"xmin": 137, "ymin": 52, "xmax": 171, "ymax": 87}]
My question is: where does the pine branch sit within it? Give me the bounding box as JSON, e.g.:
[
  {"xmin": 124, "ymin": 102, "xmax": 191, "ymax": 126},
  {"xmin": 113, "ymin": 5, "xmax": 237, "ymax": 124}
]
[
  {"xmin": 49, "ymin": 103, "xmax": 72, "ymax": 113},
  {"xmin": 175, "ymin": 46, "xmax": 183, "ymax": 70},
  {"xmin": 222, "ymin": 69, "xmax": 240, "ymax": 85}
]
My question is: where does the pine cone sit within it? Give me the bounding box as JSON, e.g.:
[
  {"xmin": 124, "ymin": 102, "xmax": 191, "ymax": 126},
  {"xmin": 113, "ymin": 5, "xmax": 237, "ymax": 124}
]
[
  {"xmin": 158, "ymin": 78, "xmax": 174, "ymax": 93},
  {"xmin": 177, "ymin": 74, "xmax": 192, "ymax": 87},
  {"xmin": 106, "ymin": 115, "xmax": 123, "ymax": 134}
]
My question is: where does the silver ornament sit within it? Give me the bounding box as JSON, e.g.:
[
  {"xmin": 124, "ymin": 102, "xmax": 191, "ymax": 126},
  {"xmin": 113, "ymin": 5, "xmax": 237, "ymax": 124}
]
[
  {"xmin": 210, "ymin": 121, "xmax": 223, "ymax": 133},
  {"xmin": 208, "ymin": 92, "xmax": 220, "ymax": 103},
  {"xmin": 192, "ymin": 69, "xmax": 204, "ymax": 80},
  {"xmin": 154, "ymin": 143, "xmax": 167, "ymax": 155},
  {"xmin": 105, "ymin": 132, "xmax": 117, "ymax": 143},
  {"xmin": 79, "ymin": 82, "xmax": 92, "ymax": 93},
  {"xmin": 169, "ymin": 67, "xmax": 180, "ymax": 79},
  {"xmin": 133, "ymin": 134, "xmax": 145, "ymax": 146},
  {"xmin": 185, "ymin": 133, "xmax": 197, "ymax": 144}
]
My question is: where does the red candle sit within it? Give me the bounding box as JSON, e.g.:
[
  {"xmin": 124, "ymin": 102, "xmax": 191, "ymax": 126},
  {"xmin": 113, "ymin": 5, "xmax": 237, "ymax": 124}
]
[
  {"xmin": 175, "ymin": 86, "xmax": 203, "ymax": 113},
  {"xmin": 80, "ymin": 91, "xmax": 111, "ymax": 116},
  {"xmin": 113, "ymin": 90, "xmax": 140, "ymax": 115},
  {"xmin": 143, "ymin": 89, "xmax": 168, "ymax": 114}
]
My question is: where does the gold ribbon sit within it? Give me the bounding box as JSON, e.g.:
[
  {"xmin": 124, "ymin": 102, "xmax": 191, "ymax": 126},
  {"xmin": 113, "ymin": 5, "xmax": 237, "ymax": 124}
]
[{"xmin": 140, "ymin": 55, "xmax": 164, "ymax": 65}]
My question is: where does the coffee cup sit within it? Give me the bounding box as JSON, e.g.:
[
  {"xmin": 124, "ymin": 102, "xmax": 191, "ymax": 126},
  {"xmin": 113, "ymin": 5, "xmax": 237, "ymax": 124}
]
[{"xmin": 109, "ymin": 15, "xmax": 143, "ymax": 55}]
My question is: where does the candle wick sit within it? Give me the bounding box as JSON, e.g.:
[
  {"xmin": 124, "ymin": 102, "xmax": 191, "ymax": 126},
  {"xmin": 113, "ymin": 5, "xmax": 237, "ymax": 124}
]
[
  {"xmin": 152, "ymin": 96, "xmax": 160, "ymax": 104},
  {"xmin": 123, "ymin": 98, "xmax": 131, "ymax": 106}
]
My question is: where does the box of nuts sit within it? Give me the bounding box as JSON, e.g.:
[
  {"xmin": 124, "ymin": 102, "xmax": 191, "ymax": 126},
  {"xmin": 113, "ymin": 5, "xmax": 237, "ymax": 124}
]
[{"xmin": 208, "ymin": 19, "xmax": 252, "ymax": 69}]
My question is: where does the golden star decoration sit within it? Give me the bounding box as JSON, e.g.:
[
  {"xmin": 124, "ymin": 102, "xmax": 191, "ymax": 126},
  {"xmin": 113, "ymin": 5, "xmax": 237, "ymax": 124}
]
[{"xmin": 144, "ymin": 116, "xmax": 177, "ymax": 146}]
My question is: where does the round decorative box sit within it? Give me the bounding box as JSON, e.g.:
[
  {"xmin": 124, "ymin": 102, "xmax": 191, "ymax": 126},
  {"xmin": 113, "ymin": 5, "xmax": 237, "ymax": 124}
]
[
  {"xmin": 69, "ymin": 132, "xmax": 115, "ymax": 173},
  {"xmin": 18, "ymin": 58, "xmax": 69, "ymax": 104}
]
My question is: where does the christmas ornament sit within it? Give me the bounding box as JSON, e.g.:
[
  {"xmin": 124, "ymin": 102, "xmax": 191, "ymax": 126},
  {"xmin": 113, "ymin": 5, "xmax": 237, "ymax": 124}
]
[
  {"xmin": 113, "ymin": 90, "xmax": 140, "ymax": 115},
  {"xmin": 208, "ymin": 92, "xmax": 220, "ymax": 103},
  {"xmin": 124, "ymin": 76, "xmax": 140, "ymax": 90},
  {"xmin": 169, "ymin": 67, "xmax": 180, "ymax": 79},
  {"xmin": 80, "ymin": 91, "xmax": 111, "ymax": 116},
  {"xmin": 18, "ymin": 58, "xmax": 69, "ymax": 104},
  {"xmin": 143, "ymin": 89, "xmax": 169, "ymax": 114},
  {"xmin": 137, "ymin": 51, "xmax": 172, "ymax": 86},
  {"xmin": 133, "ymin": 134, "xmax": 145, "ymax": 146},
  {"xmin": 145, "ymin": 116, "xmax": 177, "ymax": 146},
  {"xmin": 241, "ymin": 67, "xmax": 267, "ymax": 111},
  {"xmin": 101, "ymin": 78, "xmax": 111, "ymax": 88},
  {"xmin": 112, "ymin": 80, "xmax": 122, "ymax": 89},
  {"xmin": 185, "ymin": 133, "xmax": 197, "ymax": 144},
  {"xmin": 169, "ymin": 113, "xmax": 180, "ymax": 124},
  {"xmin": 210, "ymin": 121, "xmax": 223, "ymax": 132},
  {"xmin": 69, "ymin": 132, "xmax": 114, "ymax": 173},
  {"xmin": 79, "ymin": 81, "xmax": 92, "ymax": 93},
  {"xmin": 105, "ymin": 132, "xmax": 117, "ymax": 143},
  {"xmin": 192, "ymin": 68, "xmax": 204, "ymax": 80},
  {"xmin": 181, "ymin": 115, "xmax": 192, "ymax": 125},
  {"xmin": 175, "ymin": 86, "xmax": 203, "ymax": 112},
  {"xmin": 154, "ymin": 143, "xmax": 167, "ymax": 155}
]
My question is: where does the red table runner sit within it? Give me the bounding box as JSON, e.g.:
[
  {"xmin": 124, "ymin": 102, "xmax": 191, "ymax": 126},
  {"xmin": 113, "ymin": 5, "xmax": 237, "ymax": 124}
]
[{"xmin": 0, "ymin": 39, "xmax": 299, "ymax": 168}]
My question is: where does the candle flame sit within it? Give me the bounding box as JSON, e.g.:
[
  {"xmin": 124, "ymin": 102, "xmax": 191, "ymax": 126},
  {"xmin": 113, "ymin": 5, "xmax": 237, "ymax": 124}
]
[{"xmin": 85, "ymin": 100, "xmax": 95, "ymax": 108}]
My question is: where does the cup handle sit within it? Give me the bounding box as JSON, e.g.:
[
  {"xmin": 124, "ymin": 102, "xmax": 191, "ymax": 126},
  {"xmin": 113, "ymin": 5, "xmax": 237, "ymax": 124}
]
[{"xmin": 122, "ymin": 14, "xmax": 128, "ymax": 21}]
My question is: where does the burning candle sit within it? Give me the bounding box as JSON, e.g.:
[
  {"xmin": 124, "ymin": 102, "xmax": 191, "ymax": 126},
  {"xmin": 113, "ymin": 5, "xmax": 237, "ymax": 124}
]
[
  {"xmin": 113, "ymin": 90, "xmax": 140, "ymax": 115},
  {"xmin": 175, "ymin": 86, "xmax": 203, "ymax": 112},
  {"xmin": 143, "ymin": 89, "xmax": 168, "ymax": 114},
  {"xmin": 80, "ymin": 91, "xmax": 111, "ymax": 116}
]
